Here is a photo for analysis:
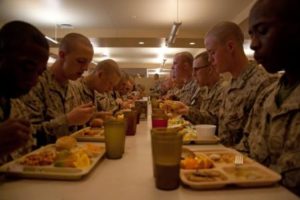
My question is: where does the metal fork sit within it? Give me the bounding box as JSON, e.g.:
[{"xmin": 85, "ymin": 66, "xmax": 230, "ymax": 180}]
[{"xmin": 234, "ymin": 154, "xmax": 244, "ymax": 168}]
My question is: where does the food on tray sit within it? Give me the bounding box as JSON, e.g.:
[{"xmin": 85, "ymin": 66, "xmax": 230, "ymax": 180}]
[
  {"xmin": 181, "ymin": 147, "xmax": 196, "ymax": 159},
  {"xmin": 181, "ymin": 154, "xmax": 214, "ymax": 169},
  {"xmin": 82, "ymin": 143, "xmax": 105, "ymax": 157},
  {"xmin": 159, "ymin": 100, "xmax": 185, "ymax": 118},
  {"xmin": 206, "ymin": 152, "xmax": 242, "ymax": 164},
  {"xmin": 168, "ymin": 117, "xmax": 190, "ymax": 128},
  {"xmin": 185, "ymin": 170, "xmax": 228, "ymax": 182},
  {"xmin": 223, "ymin": 166, "xmax": 267, "ymax": 180},
  {"xmin": 19, "ymin": 136, "xmax": 104, "ymax": 169},
  {"xmin": 90, "ymin": 118, "xmax": 104, "ymax": 128},
  {"xmin": 56, "ymin": 136, "xmax": 77, "ymax": 150},
  {"xmin": 20, "ymin": 149, "xmax": 56, "ymax": 166},
  {"xmin": 179, "ymin": 127, "xmax": 197, "ymax": 140},
  {"xmin": 79, "ymin": 128, "xmax": 103, "ymax": 137},
  {"xmin": 54, "ymin": 143, "xmax": 103, "ymax": 169}
]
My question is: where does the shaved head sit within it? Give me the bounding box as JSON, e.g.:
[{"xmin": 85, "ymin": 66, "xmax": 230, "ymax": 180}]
[
  {"xmin": 205, "ymin": 21, "xmax": 244, "ymax": 49},
  {"xmin": 59, "ymin": 33, "xmax": 93, "ymax": 53}
]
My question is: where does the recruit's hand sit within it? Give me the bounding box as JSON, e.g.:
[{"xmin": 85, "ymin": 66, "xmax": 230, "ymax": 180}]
[
  {"xmin": 67, "ymin": 102, "xmax": 95, "ymax": 126},
  {"xmin": 0, "ymin": 119, "xmax": 31, "ymax": 157}
]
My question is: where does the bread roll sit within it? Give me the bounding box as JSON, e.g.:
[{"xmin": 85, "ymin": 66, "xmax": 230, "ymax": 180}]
[
  {"xmin": 90, "ymin": 118, "xmax": 104, "ymax": 128},
  {"xmin": 56, "ymin": 136, "xmax": 77, "ymax": 150}
]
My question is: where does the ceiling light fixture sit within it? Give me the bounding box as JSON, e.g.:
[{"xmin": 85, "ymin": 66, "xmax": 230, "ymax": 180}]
[
  {"xmin": 166, "ymin": 0, "xmax": 181, "ymax": 46},
  {"xmin": 58, "ymin": 23, "xmax": 74, "ymax": 29},
  {"xmin": 189, "ymin": 42, "xmax": 196, "ymax": 45},
  {"xmin": 139, "ymin": 41, "xmax": 144, "ymax": 45},
  {"xmin": 166, "ymin": 22, "xmax": 182, "ymax": 46},
  {"xmin": 45, "ymin": 36, "xmax": 59, "ymax": 44},
  {"xmin": 45, "ymin": 24, "xmax": 59, "ymax": 44}
]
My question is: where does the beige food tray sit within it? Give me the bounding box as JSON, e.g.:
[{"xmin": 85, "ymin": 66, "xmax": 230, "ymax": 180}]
[
  {"xmin": 180, "ymin": 148, "xmax": 281, "ymax": 189},
  {"xmin": 0, "ymin": 143, "xmax": 105, "ymax": 180},
  {"xmin": 71, "ymin": 127, "xmax": 105, "ymax": 142},
  {"xmin": 183, "ymin": 135, "xmax": 220, "ymax": 145}
]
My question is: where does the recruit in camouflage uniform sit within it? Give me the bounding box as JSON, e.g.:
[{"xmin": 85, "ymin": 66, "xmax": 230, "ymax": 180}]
[
  {"xmin": 95, "ymin": 91, "xmax": 119, "ymax": 112},
  {"xmin": 72, "ymin": 78, "xmax": 119, "ymax": 112},
  {"xmin": 0, "ymin": 97, "xmax": 11, "ymax": 165},
  {"xmin": 165, "ymin": 87, "xmax": 180, "ymax": 99},
  {"xmin": 20, "ymin": 69, "xmax": 82, "ymax": 146},
  {"xmin": 218, "ymin": 63, "xmax": 278, "ymax": 147},
  {"xmin": 177, "ymin": 79, "xmax": 199, "ymax": 106},
  {"xmin": 243, "ymin": 77, "xmax": 300, "ymax": 191},
  {"xmin": 71, "ymin": 78, "xmax": 102, "ymax": 110},
  {"xmin": 186, "ymin": 78, "xmax": 229, "ymax": 125},
  {"xmin": 0, "ymin": 98, "xmax": 33, "ymax": 165}
]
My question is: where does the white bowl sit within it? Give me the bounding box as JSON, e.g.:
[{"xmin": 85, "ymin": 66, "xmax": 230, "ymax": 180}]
[{"xmin": 194, "ymin": 124, "xmax": 216, "ymax": 139}]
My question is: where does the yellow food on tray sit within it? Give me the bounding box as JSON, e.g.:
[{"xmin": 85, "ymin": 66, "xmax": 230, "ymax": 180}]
[
  {"xmin": 159, "ymin": 100, "xmax": 183, "ymax": 118},
  {"xmin": 82, "ymin": 143, "xmax": 104, "ymax": 157},
  {"xmin": 54, "ymin": 147, "xmax": 92, "ymax": 169},
  {"xmin": 73, "ymin": 151, "xmax": 91, "ymax": 169},
  {"xmin": 179, "ymin": 127, "xmax": 197, "ymax": 141},
  {"xmin": 181, "ymin": 154, "xmax": 214, "ymax": 169}
]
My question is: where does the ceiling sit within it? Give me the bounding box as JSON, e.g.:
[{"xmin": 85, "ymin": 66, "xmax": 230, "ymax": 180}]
[{"xmin": 0, "ymin": 0, "xmax": 256, "ymax": 71}]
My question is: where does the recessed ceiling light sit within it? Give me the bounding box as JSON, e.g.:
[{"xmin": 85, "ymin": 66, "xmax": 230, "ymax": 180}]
[
  {"xmin": 139, "ymin": 41, "xmax": 144, "ymax": 45},
  {"xmin": 58, "ymin": 24, "xmax": 74, "ymax": 29},
  {"xmin": 189, "ymin": 42, "xmax": 196, "ymax": 45}
]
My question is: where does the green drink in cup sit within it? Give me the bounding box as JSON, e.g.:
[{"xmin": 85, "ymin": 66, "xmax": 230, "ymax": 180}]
[{"xmin": 104, "ymin": 119, "xmax": 126, "ymax": 159}]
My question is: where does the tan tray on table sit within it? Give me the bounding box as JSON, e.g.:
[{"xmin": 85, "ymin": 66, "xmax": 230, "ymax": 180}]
[
  {"xmin": 180, "ymin": 148, "xmax": 281, "ymax": 189},
  {"xmin": 0, "ymin": 142, "xmax": 105, "ymax": 180},
  {"xmin": 71, "ymin": 127, "xmax": 105, "ymax": 142},
  {"xmin": 183, "ymin": 135, "xmax": 220, "ymax": 145}
]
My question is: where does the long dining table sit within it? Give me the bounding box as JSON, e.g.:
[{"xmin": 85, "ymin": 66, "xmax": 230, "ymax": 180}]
[{"xmin": 0, "ymin": 114, "xmax": 299, "ymax": 200}]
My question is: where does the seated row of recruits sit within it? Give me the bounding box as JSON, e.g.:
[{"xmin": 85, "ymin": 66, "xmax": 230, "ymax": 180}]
[
  {"xmin": 158, "ymin": 0, "xmax": 299, "ymax": 195},
  {"xmin": 0, "ymin": 0, "xmax": 298, "ymax": 195},
  {"xmin": 0, "ymin": 22, "xmax": 142, "ymax": 165}
]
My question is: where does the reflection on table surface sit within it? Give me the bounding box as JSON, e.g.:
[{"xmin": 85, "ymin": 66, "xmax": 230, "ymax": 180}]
[{"xmin": 0, "ymin": 118, "xmax": 298, "ymax": 200}]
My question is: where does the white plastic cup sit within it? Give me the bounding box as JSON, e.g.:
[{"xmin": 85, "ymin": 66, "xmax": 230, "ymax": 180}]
[{"xmin": 194, "ymin": 124, "xmax": 216, "ymax": 139}]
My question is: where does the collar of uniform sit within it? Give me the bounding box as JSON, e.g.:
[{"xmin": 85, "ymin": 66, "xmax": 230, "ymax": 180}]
[
  {"xmin": 264, "ymin": 80, "xmax": 300, "ymax": 117},
  {"xmin": 182, "ymin": 79, "xmax": 197, "ymax": 92},
  {"xmin": 230, "ymin": 62, "xmax": 257, "ymax": 90},
  {"xmin": 45, "ymin": 69, "xmax": 69, "ymax": 97}
]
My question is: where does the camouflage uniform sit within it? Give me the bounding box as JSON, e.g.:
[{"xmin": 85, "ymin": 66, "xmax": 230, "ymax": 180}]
[
  {"xmin": 0, "ymin": 98, "xmax": 33, "ymax": 165},
  {"xmin": 165, "ymin": 87, "xmax": 181, "ymax": 99},
  {"xmin": 0, "ymin": 97, "xmax": 11, "ymax": 165},
  {"xmin": 218, "ymin": 63, "xmax": 278, "ymax": 147},
  {"xmin": 186, "ymin": 78, "xmax": 229, "ymax": 125},
  {"xmin": 177, "ymin": 79, "xmax": 199, "ymax": 106},
  {"xmin": 96, "ymin": 91, "xmax": 118, "ymax": 112},
  {"xmin": 189, "ymin": 86, "xmax": 205, "ymax": 107},
  {"xmin": 244, "ymin": 76, "xmax": 300, "ymax": 192},
  {"xmin": 20, "ymin": 69, "xmax": 81, "ymax": 147},
  {"xmin": 71, "ymin": 79, "xmax": 118, "ymax": 112}
]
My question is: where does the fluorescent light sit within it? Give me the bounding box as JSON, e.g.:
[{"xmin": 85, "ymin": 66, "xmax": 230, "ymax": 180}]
[
  {"xmin": 166, "ymin": 22, "xmax": 182, "ymax": 46},
  {"xmin": 45, "ymin": 36, "xmax": 59, "ymax": 44}
]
